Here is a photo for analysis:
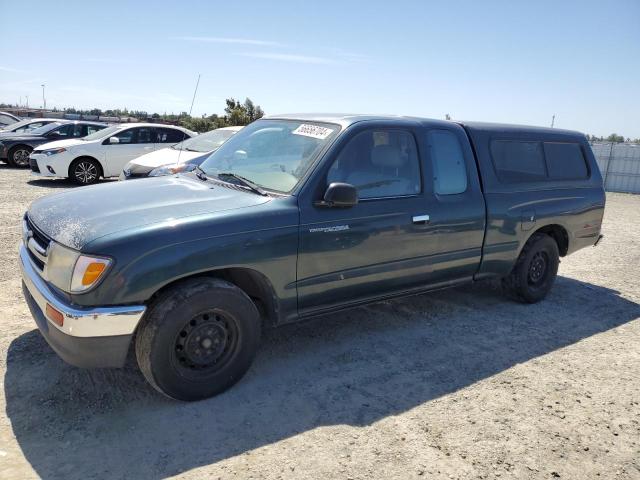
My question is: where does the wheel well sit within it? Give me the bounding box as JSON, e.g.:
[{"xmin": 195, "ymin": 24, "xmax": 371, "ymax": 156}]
[
  {"xmin": 532, "ymin": 224, "xmax": 569, "ymax": 256},
  {"xmin": 69, "ymin": 156, "xmax": 103, "ymax": 178},
  {"xmin": 148, "ymin": 268, "xmax": 280, "ymax": 327},
  {"xmin": 8, "ymin": 144, "xmax": 32, "ymax": 154}
]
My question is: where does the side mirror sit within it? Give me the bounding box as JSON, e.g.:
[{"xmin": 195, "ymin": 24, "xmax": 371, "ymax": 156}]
[
  {"xmin": 109, "ymin": 136, "xmax": 120, "ymax": 144},
  {"xmin": 315, "ymin": 182, "xmax": 358, "ymax": 208}
]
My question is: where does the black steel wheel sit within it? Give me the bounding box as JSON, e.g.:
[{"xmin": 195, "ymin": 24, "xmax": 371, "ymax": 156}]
[
  {"xmin": 502, "ymin": 232, "xmax": 559, "ymax": 303},
  {"xmin": 173, "ymin": 310, "xmax": 239, "ymax": 375},
  {"xmin": 70, "ymin": 158, "xmax": 100, "ymax": 185},
  {"xmin": 136, "ymin": 277, "xmax": 261, "ymax": 401}
]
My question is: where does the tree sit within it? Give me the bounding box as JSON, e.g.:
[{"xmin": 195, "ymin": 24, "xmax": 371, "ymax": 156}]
[
  {"xmin": 606, "ymin": 133, "xmax": 625, "ymax": 143},
  {"xmin": 223, "ymin": 97, "xmax": 264, "ymax": 125}
]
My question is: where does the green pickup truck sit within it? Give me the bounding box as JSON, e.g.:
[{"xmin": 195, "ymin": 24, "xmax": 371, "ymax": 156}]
[{"xmin": 20, "ymin": 114, "xmax": 605, "ymax": 400}]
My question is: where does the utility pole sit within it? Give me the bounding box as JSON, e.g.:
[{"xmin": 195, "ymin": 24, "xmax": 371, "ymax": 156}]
[
  {"xmin": 41, "ymin": 84, "xmax": 46, "ymax": 111},
  {"xmin": 551, "ymin": 114, "xmax": 555, "ymax": 128}
]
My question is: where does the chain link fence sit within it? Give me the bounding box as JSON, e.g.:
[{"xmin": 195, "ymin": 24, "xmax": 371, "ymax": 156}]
[{"xmin": 591, "ymin": 143, "xmax": 640, "ymax": 194}]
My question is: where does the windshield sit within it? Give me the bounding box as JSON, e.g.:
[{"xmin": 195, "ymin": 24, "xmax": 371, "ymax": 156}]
[
  {"xmin": 28, "ymin": 122, "xmax": 64, "ymax": 135},
  {"xmin": 82, "ymin": 124, "xmax": 121, "ymax": 141},
  {"xmin": 172, "ymin": 128, "xmax": 238, "ymax": 153},
  {"xmin": 200, "ymin": 120, "xmax": 338, "ymax": 193}
]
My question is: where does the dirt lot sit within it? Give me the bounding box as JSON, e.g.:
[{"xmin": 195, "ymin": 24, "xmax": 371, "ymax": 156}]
[{"xmin": 0, "ymin": 166, "xmax": 638, "ymax": 480}]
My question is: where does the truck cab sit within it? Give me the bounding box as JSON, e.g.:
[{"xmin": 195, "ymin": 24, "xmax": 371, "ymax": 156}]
[{"xmin": 20, "ymin": 114, "xmax": 605, "ymax": 400}]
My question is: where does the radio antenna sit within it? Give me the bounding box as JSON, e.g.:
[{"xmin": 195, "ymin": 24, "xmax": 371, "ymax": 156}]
[{"xmin": 176, "ymin": 73, "xmax": 201, "ymax": 167}]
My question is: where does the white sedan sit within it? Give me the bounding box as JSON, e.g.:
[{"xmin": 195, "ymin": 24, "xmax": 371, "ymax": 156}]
[
  {"xmin": 30, "ymin": 123, "xmax": 196, "ymax": 185},
  {"xmin": 120, "ymin": 126, "xmax": 242, "ymax": 179}
]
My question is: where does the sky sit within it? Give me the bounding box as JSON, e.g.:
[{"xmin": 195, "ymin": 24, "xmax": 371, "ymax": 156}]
[{"xmin": 0, "ymin": 0, "xmax": 638, "ymax": 138}]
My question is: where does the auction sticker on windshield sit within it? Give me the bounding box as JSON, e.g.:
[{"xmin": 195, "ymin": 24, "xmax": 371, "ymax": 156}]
[{"xmin": 292, "ymin": 124, "xmax": 334, "ymax": 140}]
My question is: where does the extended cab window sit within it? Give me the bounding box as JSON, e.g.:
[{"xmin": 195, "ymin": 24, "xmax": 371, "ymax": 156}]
[
  {"xmin": 328, "ymin": 130, "xmax": 421, "ymax": 199},
  {"xmin": 543, "ymin": 142, "xmax": 588, "ymax": 179},
  {"xmin": 490, "ymin": 140, "xmax": 547, "ymax": 182},
  {"xmin": 427, "ymin": 130, "xmax": 468, "ymax": 195}
]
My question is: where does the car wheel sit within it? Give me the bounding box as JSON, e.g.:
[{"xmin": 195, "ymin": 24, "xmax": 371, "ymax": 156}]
[
  {"xmin": 7, "ymin": 145, "xmax": 32, "ymax": 168},
  {"xmin": 70, "ymin": 158, "xmax": 100, "ymax": 185},
  {"xmin": 135, "ymin": 277, "xmax": 262, "ymax": 401},
  {"xmin": 502, "ymin": 232, "xmax": 560, "ymax": 303}
]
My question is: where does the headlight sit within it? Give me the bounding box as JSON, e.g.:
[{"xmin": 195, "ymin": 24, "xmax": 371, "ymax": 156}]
[
  {"xmin": 43, "ymin": 147, "xmax": 67, "ymax": 156},
  {"xmin": 46, "ymin": 244, "xmax": 112, "ymax": 293},
  {"xmin": 148, "ymin": 163, "xmax": 196, "ymax": 177},
  {"xmin": 46, "ymin": 242, "xmax": 80, "ymax": 291},
  {"xmin": 70, "ymin": 255, "xmax": 112, "ymax": 293}
]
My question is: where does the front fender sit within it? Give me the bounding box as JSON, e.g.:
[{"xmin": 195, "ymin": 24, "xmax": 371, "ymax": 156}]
[{"xmin": 72, "ymin": 204, "xmax": 300, "ymax": 322}]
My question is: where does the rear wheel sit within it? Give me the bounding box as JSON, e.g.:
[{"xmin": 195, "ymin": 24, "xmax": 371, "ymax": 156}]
[
  {"xmin": 7, "ymin": 145, "xmax": 32, "ymax": 168},
  {"xmin": 502, "ymin": 233, "xmax": 559, "ymax": 303},
  {"xmin": 70, "ymin": 158, "xmax": 100, "ymax": 185},
  {"xmin": 135, "ymin": 278, "xmax": 261, "ymax": 401}
]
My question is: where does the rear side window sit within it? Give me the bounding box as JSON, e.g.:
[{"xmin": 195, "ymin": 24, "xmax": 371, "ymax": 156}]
[
  {"xmin": 543, "ymin": 142, "xmax": 588, "ymax": 179},
  {"xmin": 427, "ymin": 130, "xmax": 468, "ymax": 195},
  {"xmin": 490, "ymin": 140, "xmax": 546, "ymax": 182}
]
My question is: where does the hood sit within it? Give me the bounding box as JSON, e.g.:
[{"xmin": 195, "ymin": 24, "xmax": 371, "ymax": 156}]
[
  {"xmin": 34, "ymin": 138, "xmax": 85, "ymax": 151},
  {"xmin": 27, "ymin": 174, "xmax": 271, "ymax": 250},
  {"xmin": 128, "ymin": 147, "xmax": 202, "ymax": 168}
]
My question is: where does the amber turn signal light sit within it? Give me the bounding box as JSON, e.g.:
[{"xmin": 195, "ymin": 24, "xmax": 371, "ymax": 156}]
[
  {"xmin": 82, "ymin": 262, "xmax": 107, "ymax": 286},
  {"xmin": 46, "ymin": 303, "xmax": 64, "ymax": 327}
]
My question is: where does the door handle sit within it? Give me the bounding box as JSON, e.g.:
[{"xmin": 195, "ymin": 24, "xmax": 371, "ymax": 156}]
[{"xmin": 412, "ymin": 214, "xmax": 430, "ymax": 224}]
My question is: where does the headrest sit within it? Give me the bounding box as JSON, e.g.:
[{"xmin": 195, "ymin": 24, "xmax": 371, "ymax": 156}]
[{"xmin": 371, "ymin": 145, "xmax": 404, "ymax": 167}]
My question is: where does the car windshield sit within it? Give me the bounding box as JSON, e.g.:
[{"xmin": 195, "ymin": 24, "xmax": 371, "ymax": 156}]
[
  {"xmin": 200, "ymin": 120, "xmax": 339, "ymax": 193},
  {"xmin": 81, "ymin": 124, "xmax": 122, "ymax": 141},
  {"xmin": 28, "ymin": 122, "xmax": 64, "ymax": 135},
  {"xmin": 172, "ymin": 128, "xmax": 238, "ymax": 153}
]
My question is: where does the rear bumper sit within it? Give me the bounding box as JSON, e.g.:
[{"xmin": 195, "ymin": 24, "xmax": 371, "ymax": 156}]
[{"xmin": 19, "ymin": 244, "xmax": 146, "ymax": 368}]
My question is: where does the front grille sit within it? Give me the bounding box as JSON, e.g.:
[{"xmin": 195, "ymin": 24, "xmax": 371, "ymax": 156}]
[
  {"xmin": 30, "ymin": 158, "xmax": 40, "ymax": 173},
  {"xmin": 24, "ymin": 215, "xmax": 51, "ymax": 271}
]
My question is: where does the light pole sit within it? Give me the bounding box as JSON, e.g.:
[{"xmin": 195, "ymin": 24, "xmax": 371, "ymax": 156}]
[{"xmin": 41, "ymin": 84, "xmax": 46, "ymax": 111}]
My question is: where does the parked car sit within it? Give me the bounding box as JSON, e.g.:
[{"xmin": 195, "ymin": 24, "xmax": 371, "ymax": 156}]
[
  {"xmin": 0, "ymin": 118, "xmax": 59, "ymax": 135},
  {"xmin": 19, "ymin": 114, "xmax": 605, "ymax": 401},
  {"xmin": 120, "ymin": 126, "xmax": 242, "ymax": 180},
  {"xmin": 29, "ymin": 123, "xmax": 196, "ymax": 185},
  {"xmin": 0, "ymin": 121, "xmax": 107, "ymax": 167},
  {"xmin": 0, "ymin": 111, "xmax": 20, "ymax": 127}
]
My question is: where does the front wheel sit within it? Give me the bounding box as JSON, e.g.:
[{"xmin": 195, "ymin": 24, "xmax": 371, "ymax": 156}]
[
  {"xmin": 502, "ymin": 233, "xmax": 559, "ymax": 303},
  {"xmin": 7, "ymin": 145, "xmax": 32, "ymax": 168},
  {"xmin": 70, "ymin": 158, "xmax": 101, "ymax": 185},
  {"xmin": 135, "ymin": 278, "xmax": 261, "ymax": 401}
]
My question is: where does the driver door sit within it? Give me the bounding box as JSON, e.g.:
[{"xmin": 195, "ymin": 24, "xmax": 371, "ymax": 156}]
[
  {"xmin": 103, "ymin": 127, "xmax": 154, "ymax": 176},
  {"xmin": 297, "ymin": 125, "xmax": 433, "ymax": 314}
]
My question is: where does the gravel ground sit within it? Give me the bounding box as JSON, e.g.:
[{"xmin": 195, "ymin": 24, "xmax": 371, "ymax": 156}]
[{"xmin": 0, "ymin": 166, "xmax": 638, "ymax": 480}]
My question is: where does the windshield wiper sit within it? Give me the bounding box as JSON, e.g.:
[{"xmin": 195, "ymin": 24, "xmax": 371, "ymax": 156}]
[
  {"xmin": 216, "ymin": 172, "xmax": 268, "ymax": 196},
  {"xmin": 193, "ymin": 165, "xmax": 209, "ymax": 181}
]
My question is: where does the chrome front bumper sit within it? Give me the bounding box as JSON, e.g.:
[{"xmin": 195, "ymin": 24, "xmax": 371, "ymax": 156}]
[
  {"xmin": 20, "ymin": 244, "xmax": 147, "ymax": 367},
  {"xmin": 20, "ymin": 244, "xmax": 146, "ymax": 338}
]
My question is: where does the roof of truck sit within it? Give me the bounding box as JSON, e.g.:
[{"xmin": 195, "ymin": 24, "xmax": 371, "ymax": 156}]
[
  {"xmin": 460, "ymin": 121, "xmax": 583, "ymax": 137},
  {"xmin": 264, "ymin": 114, "xmax": 584, "ymax": 137}
]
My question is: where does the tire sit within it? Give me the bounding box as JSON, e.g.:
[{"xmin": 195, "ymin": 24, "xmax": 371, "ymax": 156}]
[
  {"xmin": 69, "ymin": 158, "xmax": 101, "ymax": 185},
  {"xmin": 502, "ymin": 232, "xmax": 559, "ymax": 303},
  {"xmin": 7, "ymin": 145, "xmax": 32, "ymax": 168},
  {"xmin": 135, "ymin": 277, "xmax": 261, "ymax": 401}
]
